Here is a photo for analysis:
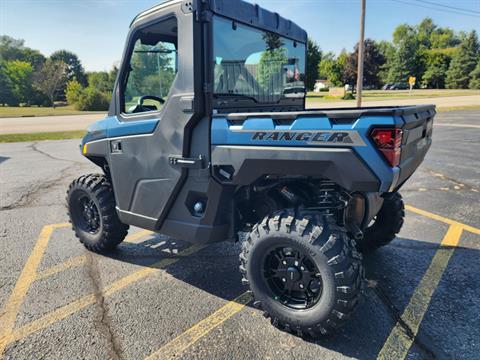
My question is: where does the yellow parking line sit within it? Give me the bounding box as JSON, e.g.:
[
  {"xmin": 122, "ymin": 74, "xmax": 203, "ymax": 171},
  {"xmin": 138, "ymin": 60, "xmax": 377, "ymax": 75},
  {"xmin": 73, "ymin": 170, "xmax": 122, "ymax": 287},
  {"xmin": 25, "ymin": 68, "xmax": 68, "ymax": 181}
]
[
  {"xmin": 377, "ymin": 224, "xmax": 464, "ymax": 360},
  {"xmin": 145, "ymin": 292, "xmax": 252, "ymax": 360},
  {"xmin": 35, "ymin": 255, "xmax": 87, "ymax": 281},
  {"xmin": 406, "ymin": 205, "xmax": 480, "ymax": 235},
  {"xmin": 35, "ymin": 230, "xmax": 153, "ymax": 281},
  {"xmin": 124, "ymin": 229, "xmax": 154, "ymax": 244},
  {"xmin": 0, "ymin": 223, "xmax": 68, "ymax": 358},
  {"xmin": 0, "ymin": 244, "xmax": 206, "ymax": 351}
]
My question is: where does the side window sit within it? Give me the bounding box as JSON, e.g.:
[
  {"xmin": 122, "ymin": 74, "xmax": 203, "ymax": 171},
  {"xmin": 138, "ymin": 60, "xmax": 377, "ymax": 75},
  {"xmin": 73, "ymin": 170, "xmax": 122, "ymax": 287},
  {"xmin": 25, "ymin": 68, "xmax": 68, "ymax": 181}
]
[{"xmin": 122, "ymin": 17, "xmax": 178, "ymax": 114}]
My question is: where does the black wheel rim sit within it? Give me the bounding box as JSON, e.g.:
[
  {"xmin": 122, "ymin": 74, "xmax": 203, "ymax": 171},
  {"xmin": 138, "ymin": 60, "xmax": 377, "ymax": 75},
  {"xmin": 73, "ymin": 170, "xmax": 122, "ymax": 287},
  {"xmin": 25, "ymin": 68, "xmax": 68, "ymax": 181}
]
[
  {"xmin": 70, "ymin": 191, "xmax": 101, "ymax": 234},
  {"xmin": 263, "ymin": 245, "xmax": 322, "ymax": 310}
]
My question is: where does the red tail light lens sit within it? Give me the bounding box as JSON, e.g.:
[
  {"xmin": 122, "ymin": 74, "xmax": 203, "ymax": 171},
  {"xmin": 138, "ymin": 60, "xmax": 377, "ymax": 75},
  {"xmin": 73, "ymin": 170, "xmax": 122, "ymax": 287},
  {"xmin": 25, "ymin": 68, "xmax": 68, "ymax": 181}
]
[{"xmin": 370, "ymin": 128, "xmax": 403, "ymax": 167}]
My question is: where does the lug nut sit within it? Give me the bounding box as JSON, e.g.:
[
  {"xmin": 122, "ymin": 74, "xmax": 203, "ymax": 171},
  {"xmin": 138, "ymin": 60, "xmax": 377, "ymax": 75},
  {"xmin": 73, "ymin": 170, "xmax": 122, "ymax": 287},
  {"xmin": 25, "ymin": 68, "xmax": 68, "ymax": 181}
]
[
  {"xmin": 299, "ymin": 283, "xmax": 304, "ymax": 289},
  {"xmin": 300, "ymin": 266, "xmax": 305, "ymax": 271},
  {"xmin": 282, "ymin": 278, "xmax": 286, "ymax": 282},
  {"xmin": 282, "ymin": 260, "xmax": 287, "ymax": 265}
]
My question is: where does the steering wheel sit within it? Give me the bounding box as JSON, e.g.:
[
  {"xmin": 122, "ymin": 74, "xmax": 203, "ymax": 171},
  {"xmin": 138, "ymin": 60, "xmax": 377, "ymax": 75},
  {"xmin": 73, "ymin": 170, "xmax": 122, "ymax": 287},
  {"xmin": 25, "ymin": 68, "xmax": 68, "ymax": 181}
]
[
  {"xmin": 138, "ymin": 95, "xmax": 165, "ymax": 106},
  {"xmin": 130, "ymin": 95, "xmax": 165, "ymax": 113}
]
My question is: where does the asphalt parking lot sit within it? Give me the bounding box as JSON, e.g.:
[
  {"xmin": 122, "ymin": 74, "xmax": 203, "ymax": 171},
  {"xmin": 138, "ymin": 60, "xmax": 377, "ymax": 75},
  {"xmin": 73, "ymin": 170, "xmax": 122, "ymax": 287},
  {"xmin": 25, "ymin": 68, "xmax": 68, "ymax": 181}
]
[{"xmin": 0, "ymin": 109, "xmax": 479, "ymax": 360}]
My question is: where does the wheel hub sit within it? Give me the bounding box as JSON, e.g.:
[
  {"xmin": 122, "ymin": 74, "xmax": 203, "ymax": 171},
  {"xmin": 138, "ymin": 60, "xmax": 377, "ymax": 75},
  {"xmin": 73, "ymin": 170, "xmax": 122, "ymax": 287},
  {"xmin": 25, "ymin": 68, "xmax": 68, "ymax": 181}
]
[
  {"xmin": 263, "ymin": 246, "xmax": 323, "ymax": 310},
  {"xmin": 71, "ymin": 193, "xmax": 101, "ymax": 235},
  {"xmin": 286, "ymin": 267, "xmax": 301, "ymax": 282}
]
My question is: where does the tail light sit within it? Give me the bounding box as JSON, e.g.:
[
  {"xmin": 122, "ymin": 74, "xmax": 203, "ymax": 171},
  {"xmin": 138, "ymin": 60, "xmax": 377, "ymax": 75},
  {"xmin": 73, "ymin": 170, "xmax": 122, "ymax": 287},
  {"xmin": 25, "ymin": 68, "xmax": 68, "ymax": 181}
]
[{"xmin": 370, "ymin": 128, "xmax": 403, "ymax": 167}]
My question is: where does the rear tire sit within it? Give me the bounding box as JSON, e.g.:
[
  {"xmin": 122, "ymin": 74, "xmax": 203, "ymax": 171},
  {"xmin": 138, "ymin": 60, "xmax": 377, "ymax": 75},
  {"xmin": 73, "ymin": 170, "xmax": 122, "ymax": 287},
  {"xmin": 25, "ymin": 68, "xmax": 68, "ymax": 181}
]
[
  {"xmin": 357, "ymin": 192, "xmax": 404, "ymax": 252},
  {"xmin": 67, "ymin": 174, "xmax": 129, "ymax": 253},
  {"xmin": 240, "ymin": 210, "xmax": 363, "ymax": 338}
]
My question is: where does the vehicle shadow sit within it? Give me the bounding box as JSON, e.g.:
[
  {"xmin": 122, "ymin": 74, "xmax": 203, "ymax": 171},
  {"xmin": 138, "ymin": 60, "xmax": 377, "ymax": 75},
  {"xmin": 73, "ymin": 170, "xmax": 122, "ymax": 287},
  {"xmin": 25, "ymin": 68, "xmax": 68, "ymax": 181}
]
[
  {"xmin": 0, "ymin": 155, "xmax": 10, "ymax": 164},
  {"xmin": 105, "ymin": 233, "xmax": 476, "ymax": 360}
]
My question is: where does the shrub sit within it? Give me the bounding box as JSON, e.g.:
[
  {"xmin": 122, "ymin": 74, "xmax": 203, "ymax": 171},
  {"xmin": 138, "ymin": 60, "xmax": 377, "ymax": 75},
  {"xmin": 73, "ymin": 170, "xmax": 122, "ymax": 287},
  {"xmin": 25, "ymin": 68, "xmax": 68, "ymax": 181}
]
[
  {"xmin": 66, "ymin": 79, "xmax": 83, "ymax": 105},
  {"xmin": 343, "ymin": 93, "xmax": 355, "ymax": 100},
  {"xmin": 75, "ymin": 87, "xmax": 109, "ymax": 111}
]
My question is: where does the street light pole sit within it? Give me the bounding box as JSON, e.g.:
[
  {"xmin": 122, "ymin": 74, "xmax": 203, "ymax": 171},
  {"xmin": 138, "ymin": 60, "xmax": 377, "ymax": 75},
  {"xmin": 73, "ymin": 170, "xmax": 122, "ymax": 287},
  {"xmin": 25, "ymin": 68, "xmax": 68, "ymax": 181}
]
[{"xmin": 356, "ymin": 0, "xmax": 366, "ymax": 108}]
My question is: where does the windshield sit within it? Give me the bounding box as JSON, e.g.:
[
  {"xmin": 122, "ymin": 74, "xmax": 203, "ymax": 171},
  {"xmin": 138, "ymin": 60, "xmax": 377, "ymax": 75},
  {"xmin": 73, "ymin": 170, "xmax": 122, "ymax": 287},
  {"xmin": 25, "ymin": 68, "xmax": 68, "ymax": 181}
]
[{"xmin": 213, "ymin": 16, "xmax": 306, "ymax": 104}]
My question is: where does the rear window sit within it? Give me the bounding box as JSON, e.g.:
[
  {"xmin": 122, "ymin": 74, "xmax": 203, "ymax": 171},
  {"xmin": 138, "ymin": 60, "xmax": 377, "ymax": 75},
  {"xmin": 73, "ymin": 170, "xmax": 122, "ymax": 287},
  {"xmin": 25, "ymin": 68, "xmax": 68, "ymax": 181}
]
[{"xmin": 213, "ymin": 16, "xmax": 306, "ymax": 104}]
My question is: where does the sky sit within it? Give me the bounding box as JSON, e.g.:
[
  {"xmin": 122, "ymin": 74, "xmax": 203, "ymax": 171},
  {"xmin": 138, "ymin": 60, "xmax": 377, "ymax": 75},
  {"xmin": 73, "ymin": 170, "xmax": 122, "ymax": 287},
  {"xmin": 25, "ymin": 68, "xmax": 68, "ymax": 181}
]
[{"xmin": 1, "ymin": 0, "xmax": 480, "ymax": 72}]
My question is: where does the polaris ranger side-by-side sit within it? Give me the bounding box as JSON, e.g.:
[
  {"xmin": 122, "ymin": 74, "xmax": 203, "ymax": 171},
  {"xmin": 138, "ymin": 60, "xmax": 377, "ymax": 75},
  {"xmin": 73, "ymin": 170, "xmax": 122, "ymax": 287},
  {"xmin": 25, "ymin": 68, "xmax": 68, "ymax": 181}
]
[{"xmin": 67, "ymin": 0, "xmax": 435, "ymax": 337}]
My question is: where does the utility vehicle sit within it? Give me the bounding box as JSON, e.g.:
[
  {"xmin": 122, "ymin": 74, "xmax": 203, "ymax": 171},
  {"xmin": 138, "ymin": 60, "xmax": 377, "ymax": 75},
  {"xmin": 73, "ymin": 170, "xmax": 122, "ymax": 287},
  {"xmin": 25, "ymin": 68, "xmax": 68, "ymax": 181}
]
[{"xmin": 67, "ymin": 0, "xmax": 435, "ymax": 337}]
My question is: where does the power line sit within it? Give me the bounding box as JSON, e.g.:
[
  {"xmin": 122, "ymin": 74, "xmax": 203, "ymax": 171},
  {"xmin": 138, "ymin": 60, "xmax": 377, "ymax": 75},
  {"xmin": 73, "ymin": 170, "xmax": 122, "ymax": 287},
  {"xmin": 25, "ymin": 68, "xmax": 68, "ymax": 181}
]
[
  {"xmin": 414, "ymin": 0, "xmax": 480, "ymax": 15},
  {"xmin": 391, "ymin": 0, "xmax": 480, "ymax": 18}
]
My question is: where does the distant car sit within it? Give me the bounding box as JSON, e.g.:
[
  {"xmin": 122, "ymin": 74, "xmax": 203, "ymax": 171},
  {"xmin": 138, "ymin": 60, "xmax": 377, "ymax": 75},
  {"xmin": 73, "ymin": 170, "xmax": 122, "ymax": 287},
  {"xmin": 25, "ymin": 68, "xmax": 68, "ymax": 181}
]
[
  {"xmin": 390, "ymin": 83, "xmax": 409, "ymax": 90},
  {"xmin": 383, "ymin": 83, "xmax": 394, "ymax": 90}
]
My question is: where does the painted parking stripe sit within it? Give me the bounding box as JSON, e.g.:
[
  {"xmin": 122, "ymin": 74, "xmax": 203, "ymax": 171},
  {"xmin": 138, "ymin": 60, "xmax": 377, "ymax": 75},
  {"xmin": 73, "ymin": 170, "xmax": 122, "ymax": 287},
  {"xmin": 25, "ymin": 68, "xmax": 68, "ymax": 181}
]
[
  {"xmin": 377, "ymin": 224, "xmax": 464, "ymax": 360},
  {"xmin": 0, "ymin": 242, "xmax": 206, "ymax": 354},
  {"xmin": 2, "ymin": 205, "xmax": 478, "ymax": 358},
  {"xmin": 35, "ymin": 255, "xmax": 87, "ymax": 281},
  {"xmin": 0, "ymin": 223, "xmax": 69, "ymax": 357},
  {"xmin": 35, "ymin": 230, "xmax": 153, "ymax": 281},
  {"xmin": 145, "ymin": 292, "xmax": 252, "ymax": 360},
  {"xmin": 406, "ymin": 205, "xmax": 480, "ymax": 235}
]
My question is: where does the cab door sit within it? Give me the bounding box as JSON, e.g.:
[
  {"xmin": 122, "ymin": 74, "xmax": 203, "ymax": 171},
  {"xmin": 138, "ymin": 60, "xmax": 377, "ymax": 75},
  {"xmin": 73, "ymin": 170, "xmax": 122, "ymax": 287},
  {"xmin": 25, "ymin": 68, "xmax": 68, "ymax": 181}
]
[{"xmin": 107, "ymin": 6, "xmax": 201, "ymax": 230}]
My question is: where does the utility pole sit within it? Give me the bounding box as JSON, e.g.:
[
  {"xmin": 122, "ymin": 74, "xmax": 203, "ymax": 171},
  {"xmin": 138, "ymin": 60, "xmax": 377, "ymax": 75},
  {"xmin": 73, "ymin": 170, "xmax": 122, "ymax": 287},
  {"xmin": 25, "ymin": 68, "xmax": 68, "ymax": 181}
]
[{"xmin": 356, "ymin": 0, "xmax": 366, "ymax": 107}]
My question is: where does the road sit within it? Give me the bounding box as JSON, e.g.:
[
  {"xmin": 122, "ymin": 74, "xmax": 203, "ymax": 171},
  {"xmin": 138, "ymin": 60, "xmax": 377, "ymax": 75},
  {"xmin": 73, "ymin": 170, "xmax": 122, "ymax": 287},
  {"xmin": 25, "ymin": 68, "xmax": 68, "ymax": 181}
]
[
  {"xmin": 0, "ymin": 110, "xmax": 479, "ymax": 359},
  {"xmin": 0, "ymin": 114, "xmax": 104, "ymax": 135},
  {"xmin": 308, "ymin": 94, "xmax": 480, "ymax": 110},
  {"xmin": 0, "ymin": 95, "xmax": 479, "ymax": 135}
]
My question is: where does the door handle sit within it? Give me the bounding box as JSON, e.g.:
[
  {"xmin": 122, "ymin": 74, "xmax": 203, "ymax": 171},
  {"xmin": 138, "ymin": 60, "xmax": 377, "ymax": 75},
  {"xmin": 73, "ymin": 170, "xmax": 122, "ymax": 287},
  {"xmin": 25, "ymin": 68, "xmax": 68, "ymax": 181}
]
[{"xmin": 110, "ymin": 140, "xmax": 123, "ymax": 154}]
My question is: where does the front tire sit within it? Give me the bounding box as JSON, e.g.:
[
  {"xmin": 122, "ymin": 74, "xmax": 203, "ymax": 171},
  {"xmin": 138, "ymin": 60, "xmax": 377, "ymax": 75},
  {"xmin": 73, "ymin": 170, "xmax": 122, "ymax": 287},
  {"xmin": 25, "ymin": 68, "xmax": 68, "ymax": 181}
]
[
  {"xmin": 67, "ymin": 174, "xmax": 129, "ymax": 253},
  {"xmin": 240, "ymin": 210, "xmax": 363, "ymax": 338}
]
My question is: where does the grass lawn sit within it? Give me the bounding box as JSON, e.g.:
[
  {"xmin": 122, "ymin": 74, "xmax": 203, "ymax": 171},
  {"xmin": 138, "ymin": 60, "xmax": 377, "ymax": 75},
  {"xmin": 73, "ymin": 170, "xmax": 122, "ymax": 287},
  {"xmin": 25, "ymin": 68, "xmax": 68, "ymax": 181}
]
[
  {"xmin": 0, "ymin": 105, "xmax": 104, "ymax": 118},
  {"xmin": 0, "ymin": 130, "xmax": 86, "ymax": 143}
]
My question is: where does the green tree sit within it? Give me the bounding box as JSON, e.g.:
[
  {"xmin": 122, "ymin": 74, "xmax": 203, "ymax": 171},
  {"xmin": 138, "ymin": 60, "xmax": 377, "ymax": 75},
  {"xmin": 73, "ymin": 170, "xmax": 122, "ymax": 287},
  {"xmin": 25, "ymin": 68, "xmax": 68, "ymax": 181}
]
[
  {"xmin": 0, "ymin": 60, "xmax": 15, "ymax": 106},
  {"xmin": 445, "ymin": 31, "xmax": 479, "ymax": 89},
  {"xmin": 3, "ymin": 60, "xmax": 34, "ymax": 105},
  {"xmin": 416, "ymin": 18, "xmax": 436, "ymax": 49},
  {"xmin": 0, "ymin": 35, "xmax": 45, "ymax": 70},
  {"xmin": 387, "ymin": 24, "xmax": 420, "ymax": 83},
  {"xmin": 469, "ymin": 59, "xmax": 480, "ymax": 89},
  {"xmin": 343, "ymin": 39, "xmax": 385, "ymax": 88},
  {"xmin": 87, "ymin": 71, "xmax": 111, "ymax": 93},
  {"xmin": 50, "ymin": 50, "xmax": 87, "ymax": 86},
  {"xmin": 422, "ymin": 49, "xmax": 454, "ymax": 88},
  {"xmin": 376, "ymin": 40, "xmax": 395, "ymax": 84},
  {"xmin": 306, "ymin": 39, "xmax": 321, "ymax": 91},
  {"xmin": 430, "ymin": 28, "xmax": 459, "ymax": 49},
  {"xmin": 318, "ymin": 51, "xmax": 346, "ymax": 86}
]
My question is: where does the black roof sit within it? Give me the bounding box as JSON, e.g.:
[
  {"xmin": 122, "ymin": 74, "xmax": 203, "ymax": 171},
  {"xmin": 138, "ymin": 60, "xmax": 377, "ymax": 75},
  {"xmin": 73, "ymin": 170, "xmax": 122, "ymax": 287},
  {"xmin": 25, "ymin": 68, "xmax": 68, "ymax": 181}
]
[{"xmin": 132, "ymin": 0, "xmax": 307, "ymax": 43}]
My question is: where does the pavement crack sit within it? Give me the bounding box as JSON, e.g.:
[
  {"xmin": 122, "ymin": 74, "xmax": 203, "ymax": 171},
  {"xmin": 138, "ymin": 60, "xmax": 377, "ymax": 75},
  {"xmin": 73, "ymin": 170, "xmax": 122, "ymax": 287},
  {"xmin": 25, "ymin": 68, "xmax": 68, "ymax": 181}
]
[
  {"xmin": 0, "ymin": 165, "xmax": 75, "ymax": 211},
  {"xmin": 29, "ymin": 142, "xmax": 83, "ymax": 164},
  {"xmin": 85, "ymin": 252, "xmax": 124, "ymax": 360},
  {"xmin": 369, "ymin": 283, "xmax": 450, "ymax": 360}
]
